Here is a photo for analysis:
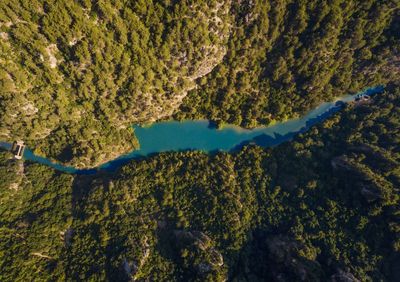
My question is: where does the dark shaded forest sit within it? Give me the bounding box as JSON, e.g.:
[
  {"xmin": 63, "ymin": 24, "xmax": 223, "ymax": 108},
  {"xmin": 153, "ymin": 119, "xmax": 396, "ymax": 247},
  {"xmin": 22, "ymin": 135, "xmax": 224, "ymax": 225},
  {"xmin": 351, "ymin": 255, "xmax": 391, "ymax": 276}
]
[{"xmin": 1, "ymin": 84, "xmax": 399, "ymax": 281}]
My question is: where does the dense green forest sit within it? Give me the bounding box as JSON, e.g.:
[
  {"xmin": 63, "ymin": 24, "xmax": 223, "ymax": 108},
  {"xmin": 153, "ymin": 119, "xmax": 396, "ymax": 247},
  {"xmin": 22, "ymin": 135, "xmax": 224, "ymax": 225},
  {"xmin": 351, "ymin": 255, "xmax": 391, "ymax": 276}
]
[
  {"xmin": 1, "ymin": 0, "xmax": 399, "ymax": 167},
  {"xmin": 0, "ymin": 0, "xmax": 230, "ymax": 168},
  {"xmin": 177, "ymin": 0, "xmax": 400, "ymax": 127},
  {"xmin": 1, "ymin": 84, "xmax": 399, "ymax": 281}
]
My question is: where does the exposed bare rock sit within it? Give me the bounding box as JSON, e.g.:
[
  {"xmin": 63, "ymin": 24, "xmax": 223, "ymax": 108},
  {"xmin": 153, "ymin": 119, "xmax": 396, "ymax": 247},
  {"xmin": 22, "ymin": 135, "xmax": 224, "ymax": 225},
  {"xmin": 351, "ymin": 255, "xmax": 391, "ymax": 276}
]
[
  {"xmin": 331, "ymin": 156, "xmax": 354, "ymax": 172},
  {"xmin": 331, "ymin": 153, "xmax": 394, "ymax": 203},
  {"xmin": 122, "ymin": 236, "xmax": 151, "ymax": 281},
  {"xmin": 197, "ymin": 262, "xmax": 212, "ymax": 274},
  {"xmin": 266, "ymin": 236, "xmax": 322, "ymax": 281},
  {"xmin": 348, "ymin": 144, "xmax": 398, "ymax": 170},
  {"xmin": 209, "ymin": 249, "xmax": 224, "ymax": 267},
  {"xmin": 0, "ymin": 32, "xmax": 8, "ymax": 40},
  {"xmin": 174, "ymin": 229, "xmax": 224, "ymax": 275},
  {"xmin": 0, "ymin": 21, "xmax": 13, "ymax": 28},
  {"xmin": 362, "ymin": 53, "xmax": 400, "ymax": 79},
  {"xmin": 8, "ymin": 160, "xmax": 24, "ymax": 191},
  {"xmin": 174, "ymin": 230, "xmax": 212, "ymax": 251},
  {"xmin": 115, "ymin": 1, "xmax": 232, "ymax": 126},
  {"xmin": 60, "ymin": 228, "xmax": 74, "ymax": 247},
  {"xmin": 68, "ymin": 36, "xmax": 83, "ymax": 46},
  {"xmin": 30, "ymin": 252, "xmax": 52, "ymax": 259},
  {"xmin": 330, "ymin": 269, "xmax": 360, "ymax": 282},
  {"xmin": 0, "ymin": 0, "xmax": 233, "ymax": 169},
  {"xmin": 331, "ymin": 155, "xmax": 364, "ymax": 178},
  {"xmin": 360, "ymin": 184, "xmax": 383, "ymax": 202},
  {"xmin": 122, "ymin": 258, "xmax": 134, "ymax": 279},
  {"xmin": 45, "ymin": 44, "xmax": 59, "ymax": 69},
  {"xmin": 267, "ymin": 236, "xmax": 300, "ymax": 264},
  {"xmin": 21, "ymin": 102, "xmax": 38, "ymax": 116}
]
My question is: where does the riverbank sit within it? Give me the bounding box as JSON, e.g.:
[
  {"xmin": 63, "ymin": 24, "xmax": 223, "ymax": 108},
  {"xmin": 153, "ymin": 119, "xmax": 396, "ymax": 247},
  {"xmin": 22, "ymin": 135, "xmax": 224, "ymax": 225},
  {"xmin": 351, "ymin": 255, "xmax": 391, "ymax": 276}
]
[{"xmin": 0, "ymin": 86, "xmax": 385, "ymax": 174}]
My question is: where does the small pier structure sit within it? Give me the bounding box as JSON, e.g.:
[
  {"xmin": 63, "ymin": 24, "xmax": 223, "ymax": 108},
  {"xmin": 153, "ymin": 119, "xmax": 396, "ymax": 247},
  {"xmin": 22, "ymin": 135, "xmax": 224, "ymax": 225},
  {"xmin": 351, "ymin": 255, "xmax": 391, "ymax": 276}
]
[{"xmin": 11, "ymin": 140, "xmax": 25, "ymax": 160}]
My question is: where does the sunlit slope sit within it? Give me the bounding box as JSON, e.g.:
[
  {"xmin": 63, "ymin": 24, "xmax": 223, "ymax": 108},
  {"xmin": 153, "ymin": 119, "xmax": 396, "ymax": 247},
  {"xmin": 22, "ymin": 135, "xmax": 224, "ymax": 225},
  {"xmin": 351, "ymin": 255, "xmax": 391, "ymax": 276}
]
[
  {"xmin": 0, "ymin": 0, "xmax": 231, "ymax": 168},
  {"xmin": 1, "ymin": 0, "xmax": 399, "ymax": 168}
]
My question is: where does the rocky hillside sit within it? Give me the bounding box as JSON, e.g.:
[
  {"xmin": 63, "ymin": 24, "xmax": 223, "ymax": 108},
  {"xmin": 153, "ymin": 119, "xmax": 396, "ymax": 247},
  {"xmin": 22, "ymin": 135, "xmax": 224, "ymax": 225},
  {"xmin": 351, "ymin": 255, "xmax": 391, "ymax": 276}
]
[
  {"xmin": 0, "ymin": 0, "xmax": 231, "ymax": 168},
  {"xmin": 0, "ymin": 84, "xmax": 399, "ymax": 281},
  {"xmin": 178, "ymin": 0, "xmax": 400, "ymax": 127},
  {"xmin": 1, "ymin": 0, "xmax": 399, "ymax": 168}
]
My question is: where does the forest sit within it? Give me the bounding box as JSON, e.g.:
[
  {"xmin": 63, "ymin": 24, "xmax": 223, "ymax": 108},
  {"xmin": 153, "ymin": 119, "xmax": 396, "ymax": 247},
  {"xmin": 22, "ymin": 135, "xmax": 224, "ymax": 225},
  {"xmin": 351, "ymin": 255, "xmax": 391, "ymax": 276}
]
[
  {"xmin": 0, "ymin": 0, "xmax": 399, "ymax": 168},
  {"xmin": 1, "ymin": 84, "xmax": 399, "ymax": 281},
  {"xmin": 177, "ymin": 0, "xmax": 400, "ymax": 128},
  {"xmin": 0, "ymin": 0, "xmax": 230, "ymax": 168}
]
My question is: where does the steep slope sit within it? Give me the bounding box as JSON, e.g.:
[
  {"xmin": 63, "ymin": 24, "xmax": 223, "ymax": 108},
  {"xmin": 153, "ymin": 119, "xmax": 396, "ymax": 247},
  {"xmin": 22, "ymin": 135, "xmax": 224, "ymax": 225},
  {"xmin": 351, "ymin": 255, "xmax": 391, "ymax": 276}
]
[
  {"xmin": 178, "ymin": 0, "xmax": 400, "ymax": 127},
  {"xmin": 0, "ymin": 84, "xmax": 399, "ymax": 281},
  {"xmin": 0, "ymin": 0, "xmax": 231, "ymax": 168},
  {"xmin": 2, "ymin": 1, "xmax": 399, "ymax": 168}
]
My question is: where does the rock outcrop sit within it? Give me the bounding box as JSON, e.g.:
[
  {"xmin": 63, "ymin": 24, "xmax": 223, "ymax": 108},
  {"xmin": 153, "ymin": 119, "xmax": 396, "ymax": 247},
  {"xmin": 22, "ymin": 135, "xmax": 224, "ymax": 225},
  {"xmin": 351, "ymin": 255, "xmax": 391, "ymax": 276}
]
[{"xmin": 0, "ymin": 1, "xmax": 233, "ymax": 169}]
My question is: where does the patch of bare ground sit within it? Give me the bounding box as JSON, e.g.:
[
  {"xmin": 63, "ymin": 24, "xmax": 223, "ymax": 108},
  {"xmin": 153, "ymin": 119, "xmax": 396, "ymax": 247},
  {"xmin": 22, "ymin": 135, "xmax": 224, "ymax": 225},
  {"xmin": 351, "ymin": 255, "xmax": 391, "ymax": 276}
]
[
  {"xmin": 362, "ymin": 54, "xmax": 400, "ymax": 78},
  {"xmin": 21, "ymin": 102, "xmax": 38, "ymax": 116},
  {"xmin": 45, "ymin": 44, "xmax": 59, "ymax": 68},
  {"xmin": 9, "ymin": 161, "xmax": 24, "ymax": 191},
  {"xmin": 30, "ymin": 252, "xmax": 53, "ymax": 259},
  {"xmin": 124, "ymin": 1, "xmax": 232, "ymax": 125},
  {"xmin": 0, "ymin": 32, "xmax": 8, "ymax": 40}
]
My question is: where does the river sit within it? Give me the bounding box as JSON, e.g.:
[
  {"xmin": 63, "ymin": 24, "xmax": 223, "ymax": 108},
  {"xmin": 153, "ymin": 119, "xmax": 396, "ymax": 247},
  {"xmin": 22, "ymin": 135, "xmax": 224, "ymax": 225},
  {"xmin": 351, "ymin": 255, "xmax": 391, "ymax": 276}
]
[{"xmin": 1, "ymin": 86, "xmax": 384, "ymax": 174}]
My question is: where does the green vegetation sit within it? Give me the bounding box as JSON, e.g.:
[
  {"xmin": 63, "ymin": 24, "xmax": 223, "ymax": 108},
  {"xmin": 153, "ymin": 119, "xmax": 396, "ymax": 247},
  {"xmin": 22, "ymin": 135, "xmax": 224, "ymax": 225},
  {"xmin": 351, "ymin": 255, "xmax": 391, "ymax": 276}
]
[
  {"xmin": 1, "ymin": 0, "xmax": 399, "ymax": 167},
  {"xmin": 0, "ymin": 0, "xmax": 230, "ymax": 168},
  {"xmin": 177, "ymin": 0, "xmax": 400, "ymax": 127},
  {"xmin": 1, "ymin": 84, "xmax": 399, "ymax": 281},
  {"xmin": 0, "ymin": 151, "xmax": 74, "ymax": 280}
]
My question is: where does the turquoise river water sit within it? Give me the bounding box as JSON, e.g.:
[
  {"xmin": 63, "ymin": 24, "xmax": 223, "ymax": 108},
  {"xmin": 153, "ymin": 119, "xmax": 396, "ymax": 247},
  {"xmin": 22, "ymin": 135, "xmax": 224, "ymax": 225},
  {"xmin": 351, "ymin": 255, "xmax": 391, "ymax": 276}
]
[{"xmin": 0, "ymin": 86, "xmax": 384, "ymax": 174}]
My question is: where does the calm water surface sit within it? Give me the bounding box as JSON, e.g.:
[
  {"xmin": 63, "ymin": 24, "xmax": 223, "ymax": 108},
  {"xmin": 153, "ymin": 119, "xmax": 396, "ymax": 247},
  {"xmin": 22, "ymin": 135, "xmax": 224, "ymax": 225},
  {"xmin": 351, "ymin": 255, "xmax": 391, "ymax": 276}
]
[{"xmin": 1, "ymin": 86, "xmax": 384, "ymax": 174}]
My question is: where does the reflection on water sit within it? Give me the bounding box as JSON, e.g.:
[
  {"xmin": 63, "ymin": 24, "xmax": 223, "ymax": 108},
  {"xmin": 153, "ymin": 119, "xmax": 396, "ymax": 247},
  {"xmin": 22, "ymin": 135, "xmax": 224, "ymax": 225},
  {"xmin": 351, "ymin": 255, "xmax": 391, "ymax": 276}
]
[{"xmin": 0, "ymin": 86, "xmax": 384, "ymax": 174}]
